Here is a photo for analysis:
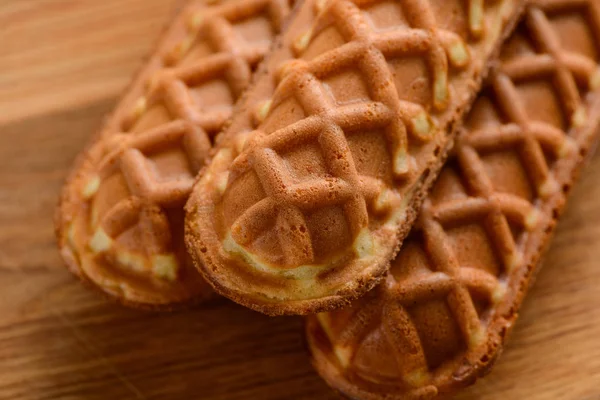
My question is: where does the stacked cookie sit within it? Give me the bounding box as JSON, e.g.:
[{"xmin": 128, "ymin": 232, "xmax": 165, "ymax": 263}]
[{"xmin": 56, "ymin": 0, "xmax": 600, "ymax": 398}]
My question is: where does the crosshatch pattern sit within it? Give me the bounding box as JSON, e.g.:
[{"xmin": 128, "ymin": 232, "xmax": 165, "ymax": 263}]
[
  {"xmin": 119, "ymin": 0, "xmax": 290, "ymax": 137},
  {"xmin": 225, "ymin": 0, "xmax": 481, "ymax": 266},
  {"xmin": 187, "ymin": 0, "xmax": 521, "ymax": 314},
  {"xmin": 57, "ymin": 0, "xmax": 292, "ymax": 307},
  {"xmin": 308, "ymin": 1, "xmax": 600, "ymax": 398},
  {"xmin": 226, "ymin": 0, "xmax": 475, "ymax": 267}
]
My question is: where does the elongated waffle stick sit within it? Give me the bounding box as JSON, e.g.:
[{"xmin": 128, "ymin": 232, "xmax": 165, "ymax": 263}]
[
  {"xmin": 55, "ymin": 0, "xmax": 293, "ymax": 309},
  {"xmin": 185, "ymin": 0, "xmax": 524, "ymax": 315},
  {"xmin": 306, "ymin": 1, "xmax": 600, "ymax": 398}
]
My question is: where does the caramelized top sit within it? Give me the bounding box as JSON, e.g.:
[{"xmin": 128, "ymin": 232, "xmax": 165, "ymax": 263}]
[
  {"xmin": 56, "ymin": 0, "xmax": 292, "ymax": 307},
  {"xmin": 186, "ymin": 0, "xmax": 522, "ymax": 314},
  {"xmin": 308, "ymin": 1, "xmax": 600, "ymax": 397}
]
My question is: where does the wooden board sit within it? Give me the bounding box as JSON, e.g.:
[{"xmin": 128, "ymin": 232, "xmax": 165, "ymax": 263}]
[{"xmin": 1, "ymin": 1, "xmax": 599, "ymax": 399}]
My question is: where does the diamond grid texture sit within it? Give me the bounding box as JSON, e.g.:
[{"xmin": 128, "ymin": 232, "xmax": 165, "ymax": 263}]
[
  {"xmin": 225, "ymin": 0, "xmax": 485, "ymax": 267},
  {"xmin": 121, "ymin": 0, "xmax": 290, "ymax": 136},
  {"xmin": 61, "ymin": 0, "xmax": 291, "ymax": 302},
  {"xmin": 91, "ymin": 121, "xmax": 210, "ymax": 266},
  {"xmin": 310, "ymin": 1, "xmax": 600, "ymax": 395}
]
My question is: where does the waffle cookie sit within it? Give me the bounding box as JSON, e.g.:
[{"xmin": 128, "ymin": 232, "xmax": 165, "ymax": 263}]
[
  {"xmin": 185, "ymin": 0, "xmax": 523, "ymax": 315},
  {"xmin": 55, "ymin": 0, "xmax": 293, "ymax": 309},
  {"xmin": 307, "ymin": 1, "xmax": 600, "ymax": 397}
]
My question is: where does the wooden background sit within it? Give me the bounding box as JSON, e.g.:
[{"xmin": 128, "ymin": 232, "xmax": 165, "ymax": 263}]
[{"xmin": 1, "ymin": 1, "xmax": 599, "ymax": 399}]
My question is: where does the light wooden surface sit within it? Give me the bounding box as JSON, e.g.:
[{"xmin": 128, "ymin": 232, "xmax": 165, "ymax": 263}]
[
  {"xmin": 1, "ymin": 1, "xmax": 599, "ymax": 399},
  {"xmin": 0, "ymin": 0, "xmax": 184, "ymax": 125}
]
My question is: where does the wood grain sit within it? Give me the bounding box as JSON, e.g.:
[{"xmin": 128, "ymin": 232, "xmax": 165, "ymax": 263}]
[
  {"xmin": 0, "ymin": 0, "xmax": 185, "ymax": 125},
  {"xmin": 0, "ymin": 1, "xmax": 599, "ymax": 399}
]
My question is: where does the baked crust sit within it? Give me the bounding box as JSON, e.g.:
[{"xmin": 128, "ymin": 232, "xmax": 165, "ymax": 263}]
[
  {"xmin": 185, "ymin": 0, "xmax": 524, "ymax": 315},
  {"xmin": 307, "ymin": 1, "xmax": 600, "ymax": 396},
  {"xmin": 55, "ymin": 0, "xmax": 293, "ymax": 309}
]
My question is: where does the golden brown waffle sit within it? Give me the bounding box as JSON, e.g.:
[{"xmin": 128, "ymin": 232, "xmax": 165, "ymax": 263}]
[
  {"xmin": 185, "ymin": 0, "xmax": 524, "ymax": 315},
  {"xmin": 307, "ymin": 1, "xmax": 600, "ymax": 397},
  {"xmin": 55, "ymin": 0, "xmax": 292, "ymax": 309}
]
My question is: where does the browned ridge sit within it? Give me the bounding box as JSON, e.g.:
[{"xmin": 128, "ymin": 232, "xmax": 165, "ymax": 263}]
[
  {"xmin": 307, "ymin": 1, "xmax": 600, "ymax": 398},
  {"xmin": 186, "ymin": 0, "xmax": 524, "ymax": 315},
  {"xmin": 55, "ymin": 0, "xmax": 293, "ymax": 309}
]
